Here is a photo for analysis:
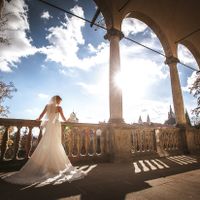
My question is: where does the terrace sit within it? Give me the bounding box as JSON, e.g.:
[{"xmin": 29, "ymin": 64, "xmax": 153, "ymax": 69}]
[
  {"xmin": 0, "ymin": 118, "xmax": 200, "ymax": 199},
  {"xmin": 1, "ymin": 0, "xmax": 200, "ymax": 199}
]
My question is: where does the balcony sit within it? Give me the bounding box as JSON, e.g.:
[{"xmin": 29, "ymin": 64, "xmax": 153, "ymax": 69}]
[
  {"xmin": 0, "ymin": 118, "xmax": 200, "ymax": 199},
  {"xmin": 0, "ymin": 118, "xmax": 199, "ymax": 166}
]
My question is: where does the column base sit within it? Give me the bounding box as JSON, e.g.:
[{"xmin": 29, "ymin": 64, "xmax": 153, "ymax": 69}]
[
  {"xmin": 108, "ymin": 118, "xmax": 125, "ymax": 124},
  {"xmin": 175, "ymin": 123, "xmax": 186, "ymax": 128}
]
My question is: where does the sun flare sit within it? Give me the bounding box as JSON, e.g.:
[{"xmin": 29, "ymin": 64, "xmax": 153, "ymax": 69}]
[{"xmin": 114, "ymin": 68, "xmax": 147, "ymax": 100}]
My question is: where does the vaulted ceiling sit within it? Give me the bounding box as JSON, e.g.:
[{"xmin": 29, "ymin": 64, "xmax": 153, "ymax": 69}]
[{"xmin": 94, "ymin": 0, "xmax": 200, "ymax": 67}]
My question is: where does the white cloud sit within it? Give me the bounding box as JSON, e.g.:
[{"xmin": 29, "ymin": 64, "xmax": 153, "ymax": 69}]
[
  {"xmin": 123, "ymin": 99, "xmax": 171, "ymax": 124},
  {"xmin": 0, "ymin": 60, "xmax": 12, "ymax": 72},
  {"xmin": 40, "ymin": 6, "xmax": 86, "ymax": 69},
  {"xmin": 178, "ymin": 45, "xmax": 199, "ymax": 93},
  {"xmin": 39, "ymin": 5, "xmax": 110, "ymax": 71},
  {"xmin": 87, "ymin": 43, "xmax": 97, "ymax": 53},
  {"xmin": 77, "ymin": 79, "xmax": 108, "ymax": 96},
  {"xmin": 182, "ymin": 71, "xmax": 198, "ymax": 93},
  {"xmin": 74, "ymin": 21, "xmax": 169, "ymax": 123},
  {"xmin": 0, "ymin": 0, "xmax": 37, "ymax": 72},
  {"xmin": 38, "ymin": 93, "xmax": 49, "ymax": 99},
  {"xmin": 76, "ymin": 49, "xmax": 170, "ymax": 123},
  {"xmin": 122, "ymin": 18, "xmax": 147, "ymax": 37},
  {"xmin": 178, "ymin": 44, "xmax": 198, "ymax": 69},
  {"xmin": 41, "ymin": 11, "xmax": 52, "ymax": 20}
]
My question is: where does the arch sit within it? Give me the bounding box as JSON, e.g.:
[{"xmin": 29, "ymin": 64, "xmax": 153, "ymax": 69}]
[
  {"xmin": 180, "ymin": 40, "xmax": 200, "ymax": 69},
  {"xmin": 120, "ymin": 11, "xmax": 173, "ymax": 58},
  {"xmin": 92, "ymin": 0, "xmax": 113, "ymax": 29}
]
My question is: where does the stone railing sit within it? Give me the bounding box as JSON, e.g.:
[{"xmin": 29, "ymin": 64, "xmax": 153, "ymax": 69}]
[
  {"xmin": 0, "ymin": 118, "xmax": 195, "ymax": 165},
  {"xmin": 130, "ymin": 126, "xmax": 181, "ymax": 157},
  {"xmin": 131, "ymin": 128, "xmax": 156, "ymax": 154},
  {"xmin": 186, "ymin": 127, "xmax": 200, "ymax": 153},
  {"xmin": 0, "ymin": 118, "xmax": 111, "ymax": 164}
]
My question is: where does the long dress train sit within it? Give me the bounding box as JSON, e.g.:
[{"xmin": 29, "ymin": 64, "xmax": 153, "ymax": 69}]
[{"xmin": 3, "ymin": 104, "xmax": 85, "ymax": 185}]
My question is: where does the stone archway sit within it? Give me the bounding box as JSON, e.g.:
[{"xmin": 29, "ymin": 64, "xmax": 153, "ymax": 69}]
[
  {"xmin": 119, "ymin": 11, "xmax": 186, "ymax": 125},
  {"xmin": 91, "ymin": 1, "xmax": 187, "ymax": 125},
  {"xmin": 121, "ymin": 11, "xmax": 173, "ymax": 58},
  {"xmin": 180, "ymin": 40, "xmax": 200, "ymax": 69}
]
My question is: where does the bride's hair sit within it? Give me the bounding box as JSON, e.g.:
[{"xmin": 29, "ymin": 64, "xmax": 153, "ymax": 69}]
[{"xmin": 50, "ymin": 95, "xmax": 62, "ymax": 104}]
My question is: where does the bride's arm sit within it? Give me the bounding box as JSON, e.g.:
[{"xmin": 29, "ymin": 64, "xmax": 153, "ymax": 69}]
[
  {"xmin": 58, "ymin": 106, "xmax": 68, "ymax": 122},
  {"xmin": 36, "ymin": 105, "xmax": 47, "ymax": 121}
]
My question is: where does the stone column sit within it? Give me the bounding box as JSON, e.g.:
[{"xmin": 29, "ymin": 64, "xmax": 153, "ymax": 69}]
[
  {"xmin": 104, "ymin": 28, "xmax": 124, "ymax": 123},
  {"xmin": 165, "ymin": 56, "xmax": 186, "ymax": 126}
]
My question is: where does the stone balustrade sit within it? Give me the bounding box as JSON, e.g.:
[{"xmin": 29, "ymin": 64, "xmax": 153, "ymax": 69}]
[
  {"xmin": 0, "ymin": 118, "xmax": 110, "ymax": 165},
  {"xmin": 0, "ymin": 118, "xmax": 199, "ymax": 166},
  {"xmin": 185, "ymin": 127, "xmax": 200, "ymax": 154}
]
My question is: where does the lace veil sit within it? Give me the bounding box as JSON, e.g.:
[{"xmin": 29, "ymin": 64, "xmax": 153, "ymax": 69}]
[{"xmin": 41, "ymin": 96, "xmax": 59, "ymax": 127}]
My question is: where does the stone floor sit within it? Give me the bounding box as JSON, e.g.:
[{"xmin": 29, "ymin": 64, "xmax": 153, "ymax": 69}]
[{"xmin": 0, "ymin": 155, "xmax": 200, "ymax": 200}]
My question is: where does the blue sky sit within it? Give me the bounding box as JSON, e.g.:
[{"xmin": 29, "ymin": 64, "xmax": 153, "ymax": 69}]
[{"xmin": 0, "ymin": 0, "xmax": 199, "ymax": 124}]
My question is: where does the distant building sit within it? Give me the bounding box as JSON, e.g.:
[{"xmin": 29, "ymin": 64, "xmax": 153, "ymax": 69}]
[
  {"xmin": 164, "ymin": 105, "xmax": 176, "ymax": 125},
  {"xmin": 68, "ymin": 111, "xmax": 79, "ymax": 123},
  {"xmin": 147, "ymin": 114, "xmax": 151, "ymax": 125},
  {"xmin": 136, "ymin": 114, "xmax": 152, "ymax": 125},
  {"xmin": 138, "ymin": 116, "xmax": 143, "ymax": 124}
]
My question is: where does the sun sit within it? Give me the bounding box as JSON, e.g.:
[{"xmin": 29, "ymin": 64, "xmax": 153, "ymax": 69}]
[{"xmin": 114, "ymin": 68, "xmax": 147, "ymax": 100}]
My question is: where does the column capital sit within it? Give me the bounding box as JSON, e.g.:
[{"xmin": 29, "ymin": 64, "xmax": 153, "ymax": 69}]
[
  {"xmin": 104, "ymin": 28, "xmax": 124, "ymax": 41},
  {"xmin": 165, "ymin": 56, "xmax": 180, "ymax": 65}
]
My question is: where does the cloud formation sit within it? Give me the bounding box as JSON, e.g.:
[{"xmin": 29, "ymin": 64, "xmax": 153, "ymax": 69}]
[
  {"xmin": 0, "ymin": 0, "xmax": 37, "ymax": 72},
  {"xmin": 122, "ymin": 18, "xmax": 147, "ymax": 36},
  {"xmin": 39, "ymin": 5, "xmax": 87, "ymax": 69},
  {"xmin": 41, "ymin": 11, "xmax": 52, "ymax": 20}
]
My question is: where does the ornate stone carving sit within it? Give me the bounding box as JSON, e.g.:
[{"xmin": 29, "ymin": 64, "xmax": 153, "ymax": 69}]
[
  {"xmin": 165, "ymin": 56, "xmax": 180, "ymax": 65},
  {"xmin": 104, "ymin": 28, "xmax": 124, "ymax": 40}
]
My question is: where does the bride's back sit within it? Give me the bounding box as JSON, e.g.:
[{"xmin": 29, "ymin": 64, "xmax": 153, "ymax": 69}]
[{"xmin": 45, "ymin": 104, "xmax": 59, "ymax": 121}]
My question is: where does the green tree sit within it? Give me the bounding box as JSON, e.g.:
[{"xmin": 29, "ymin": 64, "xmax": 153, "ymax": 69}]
[
  {"xmin": 0, "ymin": 1, "xmax": 17, "ymax": 117},
  {"xmin": 185, "ymin": 110, "xmax": 191, "ymax": 126},
  {"xmin": 0, "ymin": 81, "xmax": 17, "ymax": 117}
]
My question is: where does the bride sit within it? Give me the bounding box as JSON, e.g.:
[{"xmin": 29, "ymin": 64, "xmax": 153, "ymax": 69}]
[{"xmin": 3, "ymin": 95, "xmax": 85, "ymax": 185}]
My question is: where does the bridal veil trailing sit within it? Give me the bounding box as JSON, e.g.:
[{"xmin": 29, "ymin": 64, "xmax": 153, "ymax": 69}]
[{"xmin": 3, "ymin": 96, "xmax": 85, "ymax": 185}]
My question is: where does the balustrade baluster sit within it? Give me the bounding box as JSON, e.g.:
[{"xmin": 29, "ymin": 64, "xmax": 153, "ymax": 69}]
[
  {"xmin": 68, "ymin": 130, "xmax": 72, "ymax": 156},
  {"xmin": 136, "ymin": 131, "xmax": 139, "ymax": 152},
  {"xmin": 106, "ymin": 128, "xmax": 111, "ymax": 155},
  {"xmin": 100, "ymin": 130, "xmax": 104, "ymax": 155},
  {"xmin": 25, "ymin": 126, "xmax": 33, "ymax": 159},
  {"xmin": 72, "ymin": 128, "xmax": 78, "ymax": 157},
  {"xmin": 93, "ymin": 130, "xmax": 97, "ymax": 155},
  {"xmin": 0, "ymin": 126, "xmax": 8, "ymax": 161},
  {"xmin": 101, "ymin": 130, "xmax": 106, "ymax": 155},
  {"xmin": 88, "ymin": 129, "xmax": 94, "ymax": 156},
  {"xmin": 80, "ymin": 129, "xmax": 86, "ymax": 156},
  {"xmin": 152, "ymin": 130, "xmax": 157, "ymax": 152},
  {"xmin": 85, "ymin": 129, "xmax": 89, "ymax": 156},
  {"xmin": 13, "ymin": 126, "xmax": 21, "ymax": 160},
  {"xmin": 139, "ymin": 131, "xmax": 143, "ymax": 152},
  {"xmin": 132, "ymin": 131, "xmax": 137, "ymax": 153},
  {"xmin": 103, "ymin": 128, "xmax": 109, "ymax": 154},
  {"xmin": 96, "ymin": 129, "xmax": 102, "ymax": 155},
  {"xmin": 77, "ymin": 129, "xmax": 81, "ymax": 157}
]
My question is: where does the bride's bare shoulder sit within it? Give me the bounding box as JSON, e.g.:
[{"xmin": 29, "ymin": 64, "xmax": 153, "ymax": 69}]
[{"xmin": 56, "ymin": 106, "xmax": 63, "ymax": 111}]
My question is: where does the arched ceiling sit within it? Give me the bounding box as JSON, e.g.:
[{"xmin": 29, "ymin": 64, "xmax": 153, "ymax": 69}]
[{"xmin": 94, "ymin": 0, "xmax": 200, "ymax": 68}]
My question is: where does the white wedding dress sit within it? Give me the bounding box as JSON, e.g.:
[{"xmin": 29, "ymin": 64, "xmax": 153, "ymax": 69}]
[{"xmin": 3, "ymin": 104, "xmax": 85, "ymax": 185}]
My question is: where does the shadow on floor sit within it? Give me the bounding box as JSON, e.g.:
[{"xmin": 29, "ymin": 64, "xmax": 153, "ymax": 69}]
[{"xmin": 0, "ymin": 155, "xmax": 200, "ymax": 200}]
